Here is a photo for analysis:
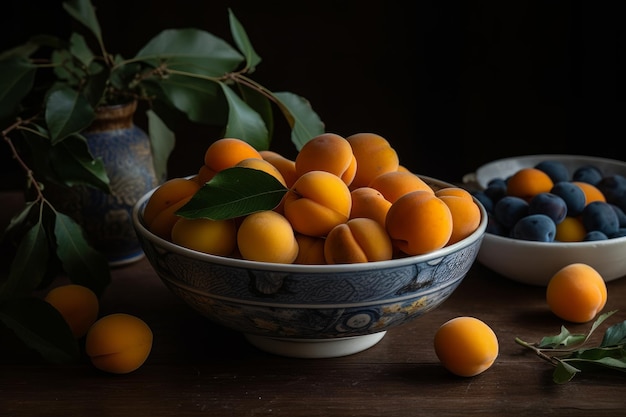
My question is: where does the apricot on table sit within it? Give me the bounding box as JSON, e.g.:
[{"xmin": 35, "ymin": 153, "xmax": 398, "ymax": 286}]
[
  {"xmin": 283, "ymin": 170, "xmax": 352, "ymax": 237},
  {"xmin": 85, "ymin": 313, "xmax": 153, "ymax": 374},
  {"xmin": 44, "ymin": 284, "xmax": 99, "ymax": 338}
]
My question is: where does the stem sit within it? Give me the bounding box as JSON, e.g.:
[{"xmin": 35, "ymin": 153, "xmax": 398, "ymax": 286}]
[{"xmin": 514, "ymin": 337, "xmax": 561, "ymax": 367}]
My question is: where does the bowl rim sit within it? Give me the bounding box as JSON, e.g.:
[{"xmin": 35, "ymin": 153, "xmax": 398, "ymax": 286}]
[
  {"xmin": 132, "ymin": 175, "xmax": 488, "ymax": 273},
  {"xmin": 483, "ymin": 230, "xmax": 626, "ymax": 247}
]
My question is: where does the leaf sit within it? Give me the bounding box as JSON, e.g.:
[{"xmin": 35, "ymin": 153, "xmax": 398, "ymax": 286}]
[
  {"xmin": 135, "ymin": 28, "xmax": 243, "ymax": 77},
  {"xmin": 147, "ymin": 109, "xmax": 175, "ymax": 182},
  {"xmin": 0, "ymin": 57, "xmax": 37, "ymax": 120},
  {"xmin": 273, "ymin": 91, "xmax": 325, "ymax": 151},
  {"xmin": 238, "ymin": 83, "xmax": 275, "ymax": 141},
  {"xmin": 45, "ymin": 85, "xmax": 95, "ymax": 143},
  {"xmin": 63, "ymin": 0, "xmax": 103, "ymax": 43},
  {"xmin": 553, "ymin": 360, "xmax": 581, "ymax": 384},
  {"xmin": 601, "ymin": 319, "xmax": 626, "ymax": 347},
  {"xmin": 228, "ymin": 9, "xmax": 262, "ymax": 72},
  {"xmin": 53, "ymin": 212, "xmax": 110, "ymax": 296},
  {"xmin": 1, "ymin": 200, "xmax": 37, "ymax": 241},
  {"xmin": 538, "ymin": 326, "xmax": 586, "ymax": 349},
  {"xmin": 220, "ymin": 83, "xmax": 269, "ymax": 150},
  {"xmin": 68, "ymin": 32, "xmax": 94, "ymax": 67},
  {"xmin": 176, "ymin": 167, "xmax": 287, "ymax": 220},
  {"xmin": 48, "ymin": 133, "xmax": 110, "ymax": 192},
  {"xmin": 0, "ymin": 219, "xmax": 50, "ymax": 302},
  {"xmin": 0, "ymin": 297, "xmax": 79, "ymax": 364},
  {"xmin": 157, "ymin": 74, "xmax": 227, "ymax": 125}
]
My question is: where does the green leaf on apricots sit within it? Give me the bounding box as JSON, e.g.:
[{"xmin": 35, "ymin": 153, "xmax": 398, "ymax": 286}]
[
  {"xmin": 0, "ymin": 296, "xmax": 79, "ymax": 363},
  {"xmin": 176, "ymin": 167, "xmax": 287, "ymax": 220},
  {"xmin": 53, "ymin": 212, "xmax": 110, "ymax": 296}
]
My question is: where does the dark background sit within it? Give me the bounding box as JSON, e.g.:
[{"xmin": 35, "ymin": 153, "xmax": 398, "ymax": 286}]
[{"xmin": 1, "ymin": 0, "xmax": 624, "ymax": 187}]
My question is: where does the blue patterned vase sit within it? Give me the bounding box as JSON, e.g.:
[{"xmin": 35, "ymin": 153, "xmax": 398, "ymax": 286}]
[{"xmin": 78, "ymin": 100, "xmax": 161, "ymax": 266}]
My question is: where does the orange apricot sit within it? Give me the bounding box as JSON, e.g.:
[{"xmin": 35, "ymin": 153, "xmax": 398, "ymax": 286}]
[
  {"xmin": 368, "ymin": 171, "xmax": 434, "ymax": 203},
  {"xmin": 572, "ymin": 181, "xmax": 606, "ymax": 205},
  {"xmin": 555, "ymin": 216, "xmax": 587, "ymax": 242},
  {"xmin": 143, "ymin": 178, "xmax": 200, "ymax": 228},
  {"xmin": 386, "ymin": 191, "xmax": 453, "ymax": 255},
  {"xmin": 235, "ymin": 157, "xmax": 287, "ymax": 187},
  {"xmin": 260, "ymin": 150, "xmax": 298, "ymax": 188},
  {"xmin": 435, "ymin": 187, "xmax": 475, "ymax": 201},
  {"xmin": 283, "ymin": 170, "xmax": 352, "ymax": 237},
  {"xmin": 349, "ymin": 186, "xmax": 392, "ymax": 227},
  {"xmin": 345, "ymin": 132, "xmax": 399, "ymax": 189},
  {"xmin": 146, "ymin": 195, "xmax": 193, "ymax": 241},
  {"xmin": 294, "ymin": 233, "xmax": 327, "ymax": 265},
  {"xmin": 171, "ymin": 217, "xmax": 237, "ymax": 256},
  {"xmin": 44, "ymin": 284, "xmax": 99, "ymax": 338},
  {"xmin": 237, "ymin": 210, "xmax": 299, "ymax": 263},
  {"xmin": 203, "ymin": 138, "xmax": 262, "ymax": 173},
  {"xmin": 195, "ymin": 164, "xmax": 217, "ymax": 185},
  {"xmin": 437, "ymin": 194, "xmax": 482, "ymax": 245},
  {"xmin": 324, "ymin": 217, "xmax": 393, "ymax": 264},
  {"xmin": 86, "ymin": 313, "xmax": 153, "ymax": 374},
  {"xmin": 295, "ymin": 133, "xmax": 357, "ymax": 186},
  {"xmin": 506, "ymin": 168, "xmax": 554, "ymax": 200},
  {"xmin": 546, "ymin": 263, "xmax": 607, "ymax": 323},
  {"xmin": 434, "ymin": 316, "xmax": 499, "ymax": 377}
]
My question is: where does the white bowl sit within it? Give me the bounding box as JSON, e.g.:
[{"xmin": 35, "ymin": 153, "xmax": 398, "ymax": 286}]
[
  {"xmin": 467, "ymin": 154, "xmax": 626, "ymax": 286},
  {"xmin": 132, "ymin": 176, "xmax": 488, "ymax": 358}
]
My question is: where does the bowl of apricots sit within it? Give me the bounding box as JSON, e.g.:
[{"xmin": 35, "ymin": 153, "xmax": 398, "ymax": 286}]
[
  {"xmin": 466, "ymin": 154, "xmax": 626, "ymax": 286},
  {"xmin": 132, "ymin": 133, "xmax": 487, "ymax": 358}
]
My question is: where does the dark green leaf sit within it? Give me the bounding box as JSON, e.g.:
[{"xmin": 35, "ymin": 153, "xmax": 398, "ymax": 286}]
[
  {"xmin": 0, "ymin": 297, "xmax": 79, "ymax": 364},
  {"xmin": 569, "ymin": 345, "xmax": 624, "ymax": 361},
  {"xmin": 135, "ymin": 28, "xmax": 243, "ymax": 77},
  {"xmin": 0, "ymin": 220, "xmax": 50, "ymax": 303},
  {"xmin": 601, "ymin": 319, "xmax": 626, "ymax": 347},
  {"xmin": 220, "ymin": 83, "xmax": 269, "ymax": 150},
  {"xmin": 49, "ymin": 133, "xmax": 110, "ymax": 192},
  {"xmin": 228, "ymin": 9, "xmax": 262, "ymax": 72},
  {"xmin": 45, "ymin": 85, "xmax": 95, "ymax": 143},
  {"xmin": 2, "ymin": 201, "xmax": 37, "ymax": 241},
  {"xmin": 53, "ymin": 212, "xmax": 110, "ymax": 296},
  {"xmin": 0, "ymin": 41, "xmax": 41, "ymax": 60},
  {"xmin": 0, "ymin": 57, "xmax": 37, "ymax": 120},
  {"xmin": 82, "ymin": 61, "xmax": 108, "ymax": 108},
  {"xmin": 52, "ymin": 48, "xmax": 84, "ymax": 86},
  {"xmin": 63, "ymin": 0, "xmax": 103, "ymax": 43},
  {"xmin": 157, "ymin": 74, "xmax": 227, "ymax": 125},
  {"xmin": 553, "ymin": 360, "xmax": 581, "ymax": 384},
  {"xmin": 176, "ymin": 167, "xmax": 287, "ymax": 220},
  {"xmin": 273, "ymin": 91, "xmax": 325, "ymax": 151},
  {"xmin": 147, "ymin": 109, "xmax": 175, "ymax": 182},
  {"xmin": 238, "ymin": 83, "xmax": 274, "ymax": 142},
  {"xmin": 68, "ymin": 32, "xmax": 94, "ymax": 67}
]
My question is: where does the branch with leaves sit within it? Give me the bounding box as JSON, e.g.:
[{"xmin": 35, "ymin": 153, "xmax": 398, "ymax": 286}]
[{"xmin": 515, "ymin": 310, "xmax": 626, "ymax": 383}]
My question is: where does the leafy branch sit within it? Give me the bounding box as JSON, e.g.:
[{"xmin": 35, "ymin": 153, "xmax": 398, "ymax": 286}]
[{"xmin": 515, "ymin": 310, "xmax": 626, "ymax": 383}]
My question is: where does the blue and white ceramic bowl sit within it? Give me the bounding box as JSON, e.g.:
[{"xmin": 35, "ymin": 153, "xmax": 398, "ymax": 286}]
[{"xmin": 132, "ymin": 176, "xmax": 487, "ymax": 358}]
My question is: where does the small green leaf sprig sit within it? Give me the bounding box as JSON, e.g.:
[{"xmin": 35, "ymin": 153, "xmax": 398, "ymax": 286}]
[{"xmin": 515, "ymin": 310, "xmax": 626, "ymax": 384}]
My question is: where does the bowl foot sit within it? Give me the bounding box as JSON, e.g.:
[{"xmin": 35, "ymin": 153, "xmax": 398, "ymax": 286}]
[{"xmin": 244, "ymin": 332, "xmax": 387, "ymax": 359}]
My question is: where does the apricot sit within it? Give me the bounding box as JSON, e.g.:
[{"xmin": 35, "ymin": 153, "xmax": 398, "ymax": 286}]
[
  {"xmin": 146, "ymin": 195, "xmax": 194, "ymax": 240},
  {"xmin": 143, "ymin": 178, "xmax": 200, "ymax": 228},
  {"xmin": 386, "ymin": 191, "xmax": 453, "ymax": 255},
  {"xmin": 555, "ymin": 216, "xmax": 586, "ymax": 242},
  {"xmin": 346, "ymin": 132, "xmax": 399, "ymax": 189},
  {"xmin": 44, "ymin": 284, "xmax": 99, "ymax": 338},
  {"xmin": 437, "ymin": 194, "xmax": 482, "ymax": 245},
  {"xmin": 203, "ymin": 137, "xmax": 262, "ymax": 173},
  {"xmin": 237, "ymin": 210, "xmax": 299, "ymax": 263},
  {"xmin": 283, "ymin": 170, "xmax": 352, "ymax": 237},
  {"xmin": 546, "ymin": 263, "xmax": 607, "ymax": 323},
  {"xmin": 85, "ymin": 313, "xmax": 153, "ymax": 374},
  {"xmin": 171, "ymin": 217, "xmax": 237, "ymax": 256},
  {"xmin": 324, "ymin": 217, "xmax": 393, "ymax": 264},
  {"xmin": 349, "ymin": 186, "xmax": 392, "ymax": 227},
  {"xmin": 195, "ymin": 163, "xmax": 217, "ymax": 185},
  {"xmin": 506, "ymin": 168, "xmax": 554, "ymax": 200},
  {"xmin": 235, "ymin": 157, "xmax": 287, "ymax": 187},
  {"xmin": 572, "ymin": 181, "xmax": 606, "ymax": 205},
  {"xmin": 434, "ymin": 316, "xmax": 499, "ymax": 377},
  {"xmin": 260, "ymin": 150, "xmax": 298, "ymax": 188},
  {"xmin": 368, "ymin": 170, "xmax": 434, "ymax": 203},
  {"xmin": 294, "ymin": 233, "xmax": 327, "ymax": 265},
  {"xmin": 295, "ymin": 133, "xmax": 357, "ymax": 186}
]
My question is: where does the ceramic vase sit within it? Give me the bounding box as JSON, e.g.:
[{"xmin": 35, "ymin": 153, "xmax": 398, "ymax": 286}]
[{"xmin": 73, "ymin": 100, "xmax": 160, "ymax": 266}]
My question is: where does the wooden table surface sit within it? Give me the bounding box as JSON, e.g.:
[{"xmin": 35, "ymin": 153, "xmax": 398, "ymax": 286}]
[{"xmin": 1, "ymin": 191, "xmax": 625, "ymax": 417}]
